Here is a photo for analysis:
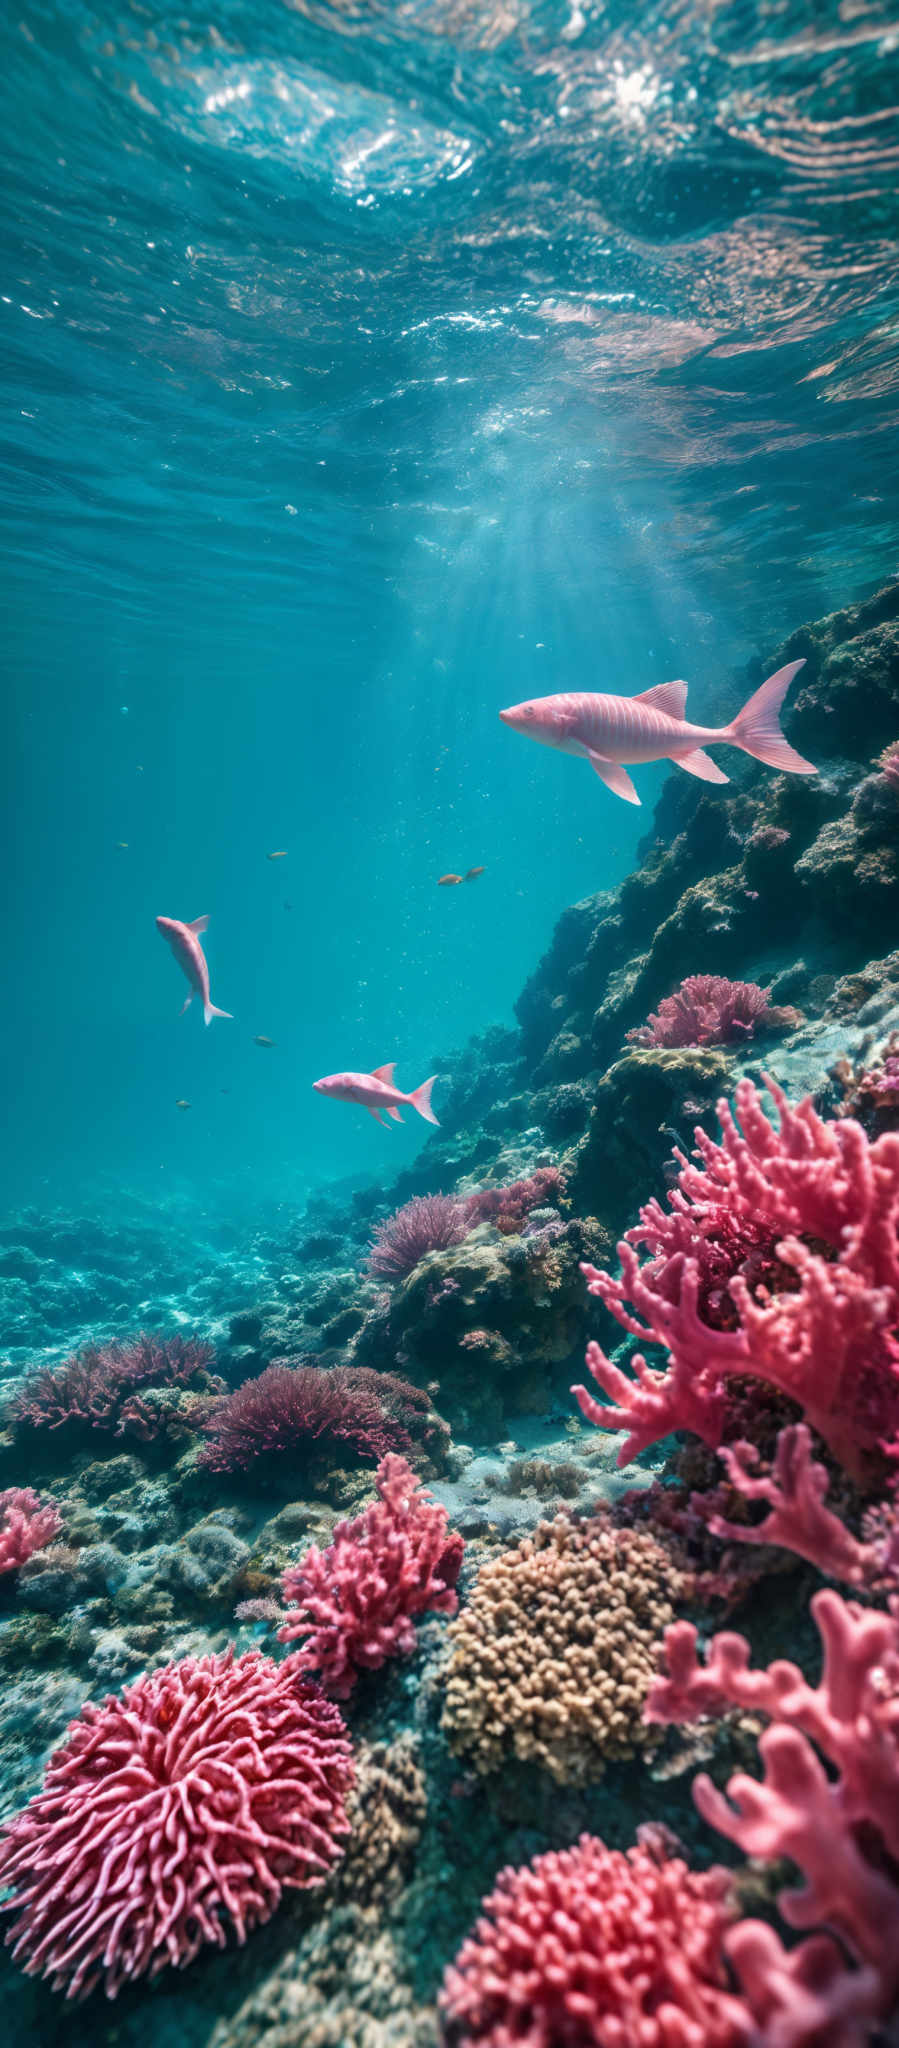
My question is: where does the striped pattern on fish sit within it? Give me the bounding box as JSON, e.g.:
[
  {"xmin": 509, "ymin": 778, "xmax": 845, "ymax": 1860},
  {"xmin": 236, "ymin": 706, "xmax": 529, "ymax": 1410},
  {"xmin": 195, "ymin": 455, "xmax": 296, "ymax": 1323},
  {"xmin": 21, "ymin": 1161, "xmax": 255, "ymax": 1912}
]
[{"xmin": 499, "ymin": 661, "xmax": 816, "ymax": 805}]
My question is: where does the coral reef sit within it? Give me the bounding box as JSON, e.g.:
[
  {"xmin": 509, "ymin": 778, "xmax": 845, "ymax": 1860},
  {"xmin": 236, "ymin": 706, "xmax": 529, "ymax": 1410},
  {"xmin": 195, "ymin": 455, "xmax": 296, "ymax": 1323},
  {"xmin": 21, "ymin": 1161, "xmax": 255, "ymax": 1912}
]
[
  {"xmin": 8, "ymin": 1333, "xmax": 218, "ymax": 1440},
  {"xmin": 461, "ymin": 1165, "xmax": 566, "ymax": 1235},
  {"xmin": 439, "ymin": 1830, "xmax": 747, "ymax": 2048},
  {"xmin": 441, "ymin": 1512, "xmax": 683, "ymax": 1783},
  {"xmin": 279, "ymin": 1454, "xmax": 463, "ymax": 1696},
  {"xmin": 0, "ymin": 1491, "xmax": 62, "ymax": 1577},
  {"xmin": 0, "ymin": 1647, "xmax": 353, "ymax": 1999},
  {"xmin": 626, "ymin": 973, "xmax": 798, "ymax": 1050}
]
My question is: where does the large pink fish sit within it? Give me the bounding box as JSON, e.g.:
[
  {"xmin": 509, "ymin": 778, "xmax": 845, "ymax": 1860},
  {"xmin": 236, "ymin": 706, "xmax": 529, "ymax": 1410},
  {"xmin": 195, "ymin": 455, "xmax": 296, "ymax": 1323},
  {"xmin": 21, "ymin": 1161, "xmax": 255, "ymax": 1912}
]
[
  {"xmin": 499, "ymin": 659, "xmax": 815, "ymax": 805},
  {"xmin": 156, "ymin": 914, "xmax": 232, "ymax": 1025},
  {"xmin": 313, "ymin": 1063, "xmax": 438, "ymax": 1128}
]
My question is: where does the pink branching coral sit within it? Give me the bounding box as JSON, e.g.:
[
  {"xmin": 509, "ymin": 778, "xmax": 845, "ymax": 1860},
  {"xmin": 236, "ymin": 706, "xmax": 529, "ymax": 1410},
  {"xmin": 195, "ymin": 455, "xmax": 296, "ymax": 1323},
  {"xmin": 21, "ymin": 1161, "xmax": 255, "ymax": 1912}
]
[
  {"xmin": 647, "ymin": 1590, "xmax": 899, "ymax": 2046},
  {"xmin": 0, "ymin": 1489, "xmax": 62, "ymax": 1577},
  {"xmin": 199, "ymin": 1362, "xmax": 438, "ymax": 1476},
  {"xmin": 368, "ymin": 1193, "xmax": 469, "ymax": 1278},
  {"xmin": 438, "ymin": 1828, "xmax": 750, "ymax": 2048},
  {"xmin": 9, "ymin": 1333, "xmax": 216, "ymax": 1439},
  {"xmin": 575, "ymin": 1075, "xmax": 899, "ymax": 1482},
  {"xmin": 878, "ymin": 740, "xmax": 899, "ymax": 790},
  {"xmin": 279, "ymin": 1452, "xmax": 463, "ymax": 1697},
  {"xmin": 627, "ymin": 975, "xmax": 794, "ymax": 1050},
  {"xmin": 463, "ymin": 1165, "xmax": 565, "ymax": 1235},
  {"xmin": 0, "ymin": 1646, "xmax": 353, "ymax": 1999},
  {"xmin": 704, "ymin": 1424, "xmax": 899, "ymax": 1591}
]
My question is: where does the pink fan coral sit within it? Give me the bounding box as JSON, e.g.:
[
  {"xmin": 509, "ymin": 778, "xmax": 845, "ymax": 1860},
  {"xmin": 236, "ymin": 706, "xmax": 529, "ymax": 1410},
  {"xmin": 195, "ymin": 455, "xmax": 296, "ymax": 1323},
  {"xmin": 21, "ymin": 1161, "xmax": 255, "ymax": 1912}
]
[
  {"xmin": 198, "ymin": 1361, "xmax": 421, "ymax": 1474},
  {"xmin": 0, "ymin": 1646, "xmax": 353, "ymax": 1999},
  {"xmin": 10, "ymin": 1332, "xmax": 216, "ymax": 1438},
  {"xmin": 439, "ymin": 1829, "xmax": 749, "ymax": 2047},
  {"xmin": 279, "ymin": 1452, "xmax": 463, "ymax": 1697},
  {"xmin": 627, "ymin": 974, "xmax": 793, "ymax": 1049},
  {"xmin": 0, "ymin": 1489, "xmax": 62, "ymax": 1576},
  {"xmin": 647, "ymin": 1590, "xmax": 899, "ymax": 2045},
  {"xmin": 368, "ymin": 1193, "xmax": 469, "ymax": 1278},
  {"xmin": 574, "ymin": 1075, "xmax": 899, "ymax": 1482}
]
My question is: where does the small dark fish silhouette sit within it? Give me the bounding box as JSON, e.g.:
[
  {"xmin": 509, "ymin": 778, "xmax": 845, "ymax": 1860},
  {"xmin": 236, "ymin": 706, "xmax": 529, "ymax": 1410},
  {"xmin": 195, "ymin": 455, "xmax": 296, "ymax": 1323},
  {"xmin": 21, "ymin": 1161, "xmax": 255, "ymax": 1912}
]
[
  {"xmin": 438, "ymin": 873, "xmax": 463, "ymax": 887},
  {"xmin": 254, "ymin": 1035, "xmax": 276, "ymax": 1048},
  {"xmin": 463, "ymin": 866, "xmax": 485, "ymax": 881}
]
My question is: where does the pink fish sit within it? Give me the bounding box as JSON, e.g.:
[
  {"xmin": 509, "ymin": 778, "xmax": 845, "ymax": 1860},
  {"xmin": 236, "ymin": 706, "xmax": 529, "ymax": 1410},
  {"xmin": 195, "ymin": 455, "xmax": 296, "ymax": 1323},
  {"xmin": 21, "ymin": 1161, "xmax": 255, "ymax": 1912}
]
[
  {"xmin": 156, "ymin": 915, "xmax": 232, "ymax": 1025},
  {"xmin": 313, "ymin": 1063, "xmax": 439, "ymax": 1128},
  {"xmin": 499, "ymin": 659, "xmax": 815, "ymax": 805}
]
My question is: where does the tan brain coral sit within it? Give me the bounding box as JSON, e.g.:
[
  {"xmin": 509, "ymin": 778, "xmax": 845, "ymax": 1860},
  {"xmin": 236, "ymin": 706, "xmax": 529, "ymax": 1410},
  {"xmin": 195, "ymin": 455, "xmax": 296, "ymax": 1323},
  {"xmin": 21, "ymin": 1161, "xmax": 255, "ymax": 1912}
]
[{"xmin": 441, "ymin": 1514, "xmax": 684, "ymax": 1785}]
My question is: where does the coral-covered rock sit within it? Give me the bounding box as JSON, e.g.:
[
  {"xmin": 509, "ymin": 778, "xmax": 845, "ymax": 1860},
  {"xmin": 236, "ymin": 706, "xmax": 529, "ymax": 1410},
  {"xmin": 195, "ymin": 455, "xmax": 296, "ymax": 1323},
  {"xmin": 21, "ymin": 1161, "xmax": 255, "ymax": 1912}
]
[
  {"xmin": 9, "ymin": 1332, "xmax": 218, "ymax": 1439},
  {"xmin": 279, "ymin": 1453, "xmax": 463, "ymax": 1696},
  {"xmin": 0, "ymin": 1646, "xmax": 353, "ymax": 1998}
]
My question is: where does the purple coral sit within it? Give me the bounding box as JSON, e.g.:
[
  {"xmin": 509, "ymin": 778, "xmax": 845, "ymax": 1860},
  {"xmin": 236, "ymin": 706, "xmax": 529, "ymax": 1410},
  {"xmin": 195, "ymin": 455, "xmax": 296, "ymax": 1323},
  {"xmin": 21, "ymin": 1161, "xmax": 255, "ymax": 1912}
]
[
  {"xmin": 878, "ymin": 741, "xmax": 899, "ymax": 789},
  {"xmin": 367, "ymin": 1193, "xmax": 469, "ymax": 1279},
  {"xmin": 627, "ymin": 975, "xmax": 792, "ymax": 1050},
  {"xmin": 198, "ymin": 1361, "xmax": 424, "ymax": 1475},
  {"xmin": 9, "ymin": 1333, "xmax": 217, "ymax": 1439}
]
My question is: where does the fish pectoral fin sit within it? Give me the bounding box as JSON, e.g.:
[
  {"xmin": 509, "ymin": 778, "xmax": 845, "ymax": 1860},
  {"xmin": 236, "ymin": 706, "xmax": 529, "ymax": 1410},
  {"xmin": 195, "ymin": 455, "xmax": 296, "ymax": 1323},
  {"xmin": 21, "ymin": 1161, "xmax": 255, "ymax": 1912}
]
[
  {"xmin": 367, "ymin": 1107, "xmax": 390, "ymax": 1127},
  {"xmin": 673, "ymin": 748, "xmax": 730, "ymax": 784},
  {"xmin": 633, "ymin": 679, "xmax": 688, "ymax": 719},
  {"xmin": 180, "ymin": 993, "xmax": 194, "ymax": 1013},
  {"xmin": 371, "ymin": 1062, "xmax": 396, "ymax": 1084},
  {"xmin": 387, "ymin": 1105, "xmax": 404, "ymax": 1122},
  {"xmin": 187, "ymin": 916, "xmax": 209, "ymax": 935},
  {"xmin": 587, "ymin": 753, "xmax": 641, "ymax": 805}
]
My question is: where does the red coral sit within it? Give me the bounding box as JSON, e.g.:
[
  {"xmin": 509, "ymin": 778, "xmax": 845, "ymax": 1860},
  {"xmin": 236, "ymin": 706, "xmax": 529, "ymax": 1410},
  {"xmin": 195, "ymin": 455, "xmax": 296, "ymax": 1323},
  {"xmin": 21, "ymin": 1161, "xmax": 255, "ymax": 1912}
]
[
  {"xmin": 464, "ymin": 1165, "xmax": 565, "ymax": 1235},
  {"xmin": 438, "ymin": 1829, "xmax": 750, "ymax": 2047},
  {"xmin": 0, "ymin": 1489, "xmax": 62, "ymax": 1576},
  {"xmin": 279, "ymin": 1452, "xmax": 463, "ymax": 1697},
  {"xmin": 627, "ymin": 975, "xmax": 791, "ymax": 1050},
  {"xmin": 0, "ymin": 1646, "xmax": 353, "ymax": 1999},
  {"xmin": 574, "ymin": 1076, "xmax": 899, "ymax": 1483},
  {"xmin": 198, "ymin": 1362, "xmax": 443, "ymax": 1476},
  {"xmin": 878, "ymin": 741, "xmax": 899, "ymax": 790},
  {"xmin": 367, "ymin": 1194, "xmax": 469, "ymax": 1278},
  {"xmin": 647, "ymin": 1590, "xmax": 899, "ymax": 2045},
  {"xmin": 10, "ymin": 1333, "xmax": 216, "ymax": 1438}
]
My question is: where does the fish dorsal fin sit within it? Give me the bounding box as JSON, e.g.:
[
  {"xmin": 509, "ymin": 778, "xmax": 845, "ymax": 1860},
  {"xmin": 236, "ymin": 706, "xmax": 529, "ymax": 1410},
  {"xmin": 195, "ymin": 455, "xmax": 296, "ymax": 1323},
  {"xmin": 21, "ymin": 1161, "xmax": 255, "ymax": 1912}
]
[
  {"xmin": 633, "ymin": 680, "xmax": 688, "ymax": 719},
  {"xmin": 187, "ymin": 916, "xmax": 209, "ymax": 935},
  {"xmin": 371, "ymin": 1062, "xmax": 396, "ymax": 1085}
]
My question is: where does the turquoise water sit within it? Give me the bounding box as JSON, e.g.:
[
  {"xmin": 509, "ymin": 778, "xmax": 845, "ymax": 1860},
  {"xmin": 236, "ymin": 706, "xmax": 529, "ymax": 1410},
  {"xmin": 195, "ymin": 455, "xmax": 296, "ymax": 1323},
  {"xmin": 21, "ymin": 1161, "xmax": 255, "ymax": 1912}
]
[
  {"xmin": 4, "ymin": 0, "xmax": 898, "ymax": 1210},
  {"xmin": 4, "ymin": 8, "xmax": 899, "ymax": 2047}
]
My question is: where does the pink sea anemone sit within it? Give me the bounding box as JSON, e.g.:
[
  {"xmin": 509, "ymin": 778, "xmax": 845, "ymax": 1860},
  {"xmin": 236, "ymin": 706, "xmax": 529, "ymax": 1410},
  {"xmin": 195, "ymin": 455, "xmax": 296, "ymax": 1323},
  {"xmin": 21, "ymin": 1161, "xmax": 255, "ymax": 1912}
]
[
  {"xmin": 279, "ymin": 1452, "xmax": 463, "ymax": 1696},
  {"xmin": 627, "ymin": 974, "xmax": 793, "ymax": 1050},
  {"xmin": 367, "ymin": 1193, "xmax": 469, "ymax": 1278},
  {"xmin": 0, "ymin": 1646, "xmax": 353, "ymax": 1999},
  {"xmin": 439, "ymin": 1829, "xmax": 748, "ymax": 2047},
  {"xmin": 198, "ymin": 1361, "xmax": 423, "ymax": 1475},
  {"xmin": 0, "ymin": 1489, "xmax": 62, "ymax": 1576},
  {"xmin": 9, "ymin": 1332, "xmax": 216, "ymax": 1438}
]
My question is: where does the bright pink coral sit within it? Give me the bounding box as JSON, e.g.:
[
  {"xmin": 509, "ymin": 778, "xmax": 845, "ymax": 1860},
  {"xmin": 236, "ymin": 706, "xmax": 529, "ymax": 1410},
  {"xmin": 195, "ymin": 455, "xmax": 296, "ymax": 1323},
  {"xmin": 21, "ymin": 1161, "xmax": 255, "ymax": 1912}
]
[
  {"xmin": 10, "ymin": 1332, "xmax": 216, "ymax": 1438},
  {"xmin": 575, "ymin": 1075, "xmax": 899, "ymax": 1482},
  {"xmin": 0, "ymin": 1489, "xmax": 62, "ymax": 1576},
  {"xmin": 0, "ymin": 1646, "xmax": 353, "ymax": 1999},
  {"xmin": 627, "ymin": 975, "xmax": 791, "ymax": 1049},
  {"xmin": 368, "ymin": 1193, "xmax": 470, "ymax": 1278},
  {"xmin": 198, "ymin": 1362, "xmax": 418, "ymax": 1474},
  {"xmin": 279, "ymin": 1452, "xmax": 463, "ymax": 1697},
  {"xmin": 438, "ymin": 1829, "xmax": 750, "ymax": 2048},
  {"xmin": 647, "ymin": 1590, "xmax": 899, "ymax": 2045}
]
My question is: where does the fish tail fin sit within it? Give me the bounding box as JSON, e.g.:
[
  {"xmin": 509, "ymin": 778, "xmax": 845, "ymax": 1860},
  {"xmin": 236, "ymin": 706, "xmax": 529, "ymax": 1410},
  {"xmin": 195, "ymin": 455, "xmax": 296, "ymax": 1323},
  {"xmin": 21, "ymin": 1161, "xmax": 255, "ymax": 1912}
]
[
  {"xmin": 728, "ymin": 660, "xmax": 816, "ymax": 775},
  {"xmin": 409, "ymin": 1075, "xmax": 439, "ymax": 1125},
  {"xmin": 204, "ymin": 1003, "xmax": 233, "ymax": 1026}
]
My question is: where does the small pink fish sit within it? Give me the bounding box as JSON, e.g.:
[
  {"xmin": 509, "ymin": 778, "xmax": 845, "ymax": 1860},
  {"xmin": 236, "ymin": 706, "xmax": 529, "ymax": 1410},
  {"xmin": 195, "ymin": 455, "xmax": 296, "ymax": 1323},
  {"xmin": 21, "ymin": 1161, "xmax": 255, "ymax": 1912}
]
[
  {"xmin": 156, "ymin": 914, "xmax": 232, "ymax": 1026},
  {"xmin": 499, "ymin": 660, "xmax": 815, "ymax": 805},
  {"xmin": 313, "ymin": 1062, "xmax": 439, "ymax": 1129}
]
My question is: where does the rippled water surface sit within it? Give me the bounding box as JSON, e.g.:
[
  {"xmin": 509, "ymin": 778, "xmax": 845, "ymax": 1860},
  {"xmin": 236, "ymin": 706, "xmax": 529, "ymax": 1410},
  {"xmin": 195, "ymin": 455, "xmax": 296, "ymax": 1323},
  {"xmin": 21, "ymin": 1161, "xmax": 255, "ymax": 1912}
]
[{"xmin": 3, "ymin": 0, "xmax": 899, "ymax": 1203}]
